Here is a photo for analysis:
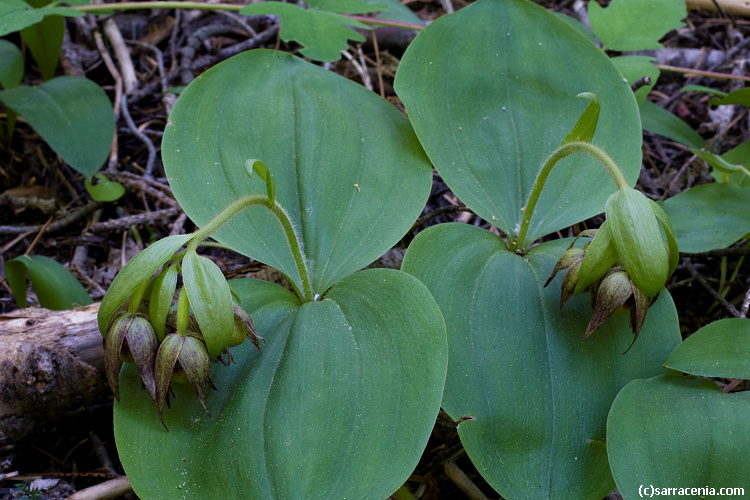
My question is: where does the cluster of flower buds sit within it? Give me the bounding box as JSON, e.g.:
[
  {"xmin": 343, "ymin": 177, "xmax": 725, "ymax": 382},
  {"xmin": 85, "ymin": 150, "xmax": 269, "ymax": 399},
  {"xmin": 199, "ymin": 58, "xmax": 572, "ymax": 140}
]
[
  {"xmin": 98, "ymin": 236, "xmax": 264, "ymax": 429},
  {"xmin": 545, "ymin": 185, "xmax": 678, "ymax": 352}
]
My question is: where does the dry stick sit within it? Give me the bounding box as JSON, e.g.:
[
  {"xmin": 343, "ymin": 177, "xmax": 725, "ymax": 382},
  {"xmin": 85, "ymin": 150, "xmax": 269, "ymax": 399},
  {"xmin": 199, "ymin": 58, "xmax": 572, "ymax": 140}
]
[
  {"xmin": 371, "ymin": 28, "xmax": 385, "ymax": 99},
  {"xmin": 93, "ymin": 29, "xmax": 122, "ymax": 172},
  {"xmin": 443, "ymin": 460, "xmax": 491, "ymax": 500},
  {"xmin": 120, "ymin": 93, "xmax": 158, "ymax": 177},
  {"xmin": 741, "ymin": 284, "xmax": 750, "ymax": 318},
  {"xmin": 683, "ymin": 259, "xmax": 742, "ymax": 317},
  {"xmin": 88, "ymin": 208, "xmax": 180, "ymax": 232},
  {"xmin": 103, "ymin": 17, "xmax": 137, "ymax": 95},
  {"xmin": 67, "ymin": 476, "xmax": 133, "ymax": 500},
  {"xmin": 0, "ymin": 202, "xmax": 103, "ymax": 235}
]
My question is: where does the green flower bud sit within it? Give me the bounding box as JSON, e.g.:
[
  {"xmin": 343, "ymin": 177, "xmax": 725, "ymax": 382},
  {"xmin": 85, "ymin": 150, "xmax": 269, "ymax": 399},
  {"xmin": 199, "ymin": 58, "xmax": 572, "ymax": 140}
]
[
  {"xmin": 605, "ymin": 187, "xmax": 670, "ymax": 297},
  {"xmin": 229, "ymin": 302, "xmax": 266, "ymax": 349}
]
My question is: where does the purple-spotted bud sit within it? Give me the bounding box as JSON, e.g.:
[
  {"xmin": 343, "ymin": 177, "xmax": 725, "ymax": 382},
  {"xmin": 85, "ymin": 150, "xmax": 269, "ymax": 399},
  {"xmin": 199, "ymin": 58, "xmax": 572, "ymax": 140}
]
[
  {"xmin": 104, "ymin": 312, "xmax": 158, "ymax": 403},
  {"xmin": 229, "ymin": 303, "xmax": 266, "ymax": 349},
  {"xmin": 154, "ymin": 332, "xmax": 216, "ymax": 430},
  {"xmin": 584, "ymin": 268, "xmax": 651, "ymax": 353}
]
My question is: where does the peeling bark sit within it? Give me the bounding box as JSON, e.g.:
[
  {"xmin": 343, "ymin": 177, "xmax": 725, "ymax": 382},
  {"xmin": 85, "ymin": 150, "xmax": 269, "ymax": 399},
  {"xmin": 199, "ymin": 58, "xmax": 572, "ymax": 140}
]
[{"xmin": 0, "ymin": 303, "xmax": 107, "ymax": 451}]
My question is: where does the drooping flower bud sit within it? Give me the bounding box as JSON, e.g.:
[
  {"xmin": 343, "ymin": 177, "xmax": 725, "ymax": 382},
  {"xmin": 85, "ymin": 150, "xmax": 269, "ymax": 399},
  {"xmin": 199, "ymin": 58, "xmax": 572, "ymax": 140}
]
[
  {"xmin": 154, "ymin": 332, "xmax": 215, "ymax": 430},
  {"xmin": 584, "ymin": 268, "xmax": 651, "ymax": 353},
  {"xmin": 104, "ymin": 312, "xmax": 158, "ymax": 403},
  {"xmin": 229, "ymin": 302, "xmax": 266, "ymax": 349}
]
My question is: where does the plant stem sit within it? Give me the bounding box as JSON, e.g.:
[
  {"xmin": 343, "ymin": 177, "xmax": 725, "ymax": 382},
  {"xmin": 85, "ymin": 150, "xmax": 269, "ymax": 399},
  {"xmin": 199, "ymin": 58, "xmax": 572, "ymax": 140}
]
[
  {"xmin": 513, "ymin": 141, "xmax": 627, "ymax": 252},
  {"xmin": 187, "ymin": 195, "xmax": 314, "ymax": 302}
]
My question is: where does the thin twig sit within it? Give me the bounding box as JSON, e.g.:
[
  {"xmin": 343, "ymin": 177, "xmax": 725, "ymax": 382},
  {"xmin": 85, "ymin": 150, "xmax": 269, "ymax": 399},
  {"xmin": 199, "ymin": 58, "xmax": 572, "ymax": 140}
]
[
  {"xmin": 0, "ymin": 202, "xmax": 103, "ymax": 235},
  {"xmin": 120, "ymin": 93, "xmax": 158, "ymax": 177},
  {"xmin": 683, "ymin": 259, "xmax": 742, "ymax": 317}
]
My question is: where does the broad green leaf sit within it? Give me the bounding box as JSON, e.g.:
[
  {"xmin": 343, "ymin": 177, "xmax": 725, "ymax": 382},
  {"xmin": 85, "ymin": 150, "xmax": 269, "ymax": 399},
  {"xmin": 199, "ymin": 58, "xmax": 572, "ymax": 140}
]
[
  {"xmin": 607, "ymin": 374, "xmax": 750, "ymax": 498},
  {"xmin": 21, "ymin": 0, "xmax": 63, "ymax": 81},
  {"xmin": 162, "ymin": 50, "xmax": 431, "ymax": 295},
  {"xmin": 84, "ymin": 173, "xmax": 126, "ymax": 202},
  {"xmin": 555, "ymin": 12, "xmax": 597, "ymax": 45},
  {"xmin": 660, "ymin": 182, "xmax": 750, "ymax": 253},
  {"xmin": 0, "ymin": 76, "xmax": 114, "ymax": 178},
  {"xmin": 640, "ymin": 99, "xmax": 706, "ymax": 149},
  {"xmin": 709, "ymin": 87, "xmax": 750, "ymax": 107},
  {"xmin": 115, "ymin": 271, "xmax": 447, "ymax": 499},
  {"xmin": 0, "ymin": 0, "xmax": 81, "ymax": 36},
  {"xmin": 401, "ymin": 225, "xmax": 681, "ymax": 499},
  {"xmin": 611, "ymin": 55, "xmax": 659, "ymax": 106},
  {"xmin": 605, "ymin": 187, "xmax": 668, "ymax": 297},
  {"xmin": 394, "ymin": 0, "xmax": 642, "ymax": 244},
  {"xmin": 182, "ymin": 251, "xmax": 233, "ymax": 359},
  {"xmin": 588, "ymin": 0, "xmax": 686, "ymax": 51},
  {"xmin": 665, "ymin": 318, "xmax": 750, "ymax": 379},
  {"xmin": 239, "ymin": 3, "xmax": 371, "ymax": 62},
  {"xmin": 6, "ymin": 254, "xmax": 92, "ymax": 310},
  {"xmin": 97, "ymin": 234, "xmax": 192, "ymax": 334},
  {"xmin": 0, "ymin": 39, "xmax": 23, "ymax": 89}
]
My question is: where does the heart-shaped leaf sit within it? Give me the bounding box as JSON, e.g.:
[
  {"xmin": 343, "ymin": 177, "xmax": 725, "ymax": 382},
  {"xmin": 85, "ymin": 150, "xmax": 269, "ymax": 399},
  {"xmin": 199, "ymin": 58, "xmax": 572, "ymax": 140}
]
[
  {"xmin": 394, "ymin": 0, "xmax": 642, "ymax": 244},
  {"xmin": 401, "ymin": 224, "xmax": 681, "ymax": 499},
  {"xmin": 6, "ymin": 254, "xmax": 92, "ymax": 310},
  {"xmin": 0, "ymin": 75, "xmax": 114, "ymax": 178},
  {"xmin": 162, "ymin": 50, "xmax": 431, "ymax": 295},
  {"xmin": 665, "ymin": 318, "xmax": 750, "ymax": 380},
  {"xmin": 660, "ymin": 182, "xmax": 750, "ymax": 253},
  {"xmin": 607, "ymin": 374, "xmax": 750, "ymax": 498},
  {"xmin": 115, "ymin": 271, "xmax": 447, "ymax": 499}
]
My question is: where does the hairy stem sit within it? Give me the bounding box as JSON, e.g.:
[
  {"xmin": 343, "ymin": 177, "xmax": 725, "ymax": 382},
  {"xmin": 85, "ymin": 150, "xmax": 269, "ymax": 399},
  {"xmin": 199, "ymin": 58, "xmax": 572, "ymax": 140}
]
[
  {"xmin": 513, "ymin": 141, "xmax": 627, "ymax": 252},
  {"xmin": 187, "ymin": 195, "xmax": 314, "ymax": 302}
]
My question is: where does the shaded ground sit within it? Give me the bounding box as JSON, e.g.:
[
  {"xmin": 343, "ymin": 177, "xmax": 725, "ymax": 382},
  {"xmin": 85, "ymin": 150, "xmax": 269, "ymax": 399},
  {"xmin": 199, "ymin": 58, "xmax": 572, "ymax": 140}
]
[{"xmin": 1, "ymin": 0, "xmax": 749, "ymax": 498}]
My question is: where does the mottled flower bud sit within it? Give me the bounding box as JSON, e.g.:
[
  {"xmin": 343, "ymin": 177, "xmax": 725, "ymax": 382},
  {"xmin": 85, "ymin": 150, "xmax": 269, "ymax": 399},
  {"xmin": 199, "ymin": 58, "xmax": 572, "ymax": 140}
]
[{"xmin": 104, "ymin": 312, "xmax": 158, "ymax": 403}]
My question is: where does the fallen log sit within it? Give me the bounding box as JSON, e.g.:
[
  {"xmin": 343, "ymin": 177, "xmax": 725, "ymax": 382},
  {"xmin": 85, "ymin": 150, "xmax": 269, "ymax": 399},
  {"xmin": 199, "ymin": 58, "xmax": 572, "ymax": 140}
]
[{"xmin": 0, "ymin": 303, "xmax": 107, "ymax": 451}]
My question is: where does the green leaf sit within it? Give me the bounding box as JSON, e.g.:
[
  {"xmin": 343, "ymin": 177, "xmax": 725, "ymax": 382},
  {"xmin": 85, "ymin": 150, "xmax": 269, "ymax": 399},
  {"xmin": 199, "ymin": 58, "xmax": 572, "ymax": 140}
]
[
  {"xmin": 665, "ymin": 318, "xmax": 750, "ymax": 379},
  {"xmin": 394, "ymin": 0, "xmax": 642, "ymax": 243},
  {"xmin": 640, "ymin": 99, "xmax": 706, "ymax": 149},
  {"xmin": 660, "ymin": 182, "xmax": 750, "ymax": 253},
  {"xmin": 244, "ymin": 159, "xmax": 276, "ymax": 207},
  {"xmin": 575, "ymin": 220, "xmax": 618, "ymax": 294},
  {"xmin": 681, "ymin": 84, "xmax": 726, "ymax": 97},
  {"xmin": 182, "ymin": 251, "xmax": 233, "ymax": 359},
  {"xmin": 709, "ymin": 87, "xmax": 750, "ymax": 107},
  {"xmin": 20, "ymin": 3, "xmax": 63, "ymax": 81},
  {"xmin": 588, "ymin": 0, "xmax": 686, "ymax": 51},
  {"xmin": 162, "ymin": 50, "xmax": 431, "ymax": 295},
  {"xmin": 716, "ymin": 139, "xmax": 750, "ymax": 186},
  {"xmin": 562, "ymin": 92, "xmax": 599, "ymax": 145},
  {"xmin": 375, "ymin": 0, "xmax": 423, "ymax": 24},
  {"xmin": 692, "ymin": 148, "xmax": 750, "ymax": 179},
  {"xmin": 84, "ymin": 173, "xmax": 126, "ymax": 202},
  {"xmin": 115, "ymin": 271, "xmax": 447, "ymax": 499},
  {"xmin": 554, "ymin": 12, "xmax": 597, "ymax": 45},
  {"xmin": 611, "ymin": 55, "xmax": 659, "ymax": 106},
  {"xmin": 0, "ymin": 76, "xmax": 114, "ymax": 178},
  {"xmin": 605, "ymin": 187, "xmax": 668, "ymax": 297},
  {"xmin": 0, "ymin": 0, "xmax": 82, "ymax": 37},
  {"xmin": 306, "ymin": 0, "xmax": 388, "ymax": 14},
  {"xmin": 149, "ymin": 264, "xmax": 178, "ymax": 341},
  {"xmin": 0, "ymin": 39, "xmax": 23, "ymax": 89},
  {"xmin": 239, "ymin": 3, "xmax": 370, "ymax": 62},
  {"xmin": 6, "ymin": 254, "xmax": 92, "ymax": 310},
  {"xmin": 401, "ymin": 225, "xmax": 681, "ymax": 499},
  {"xmin": 607, "ymin": 374, "xmax": 750, "ymax": 497},
  {"xmin": 97, "ymin": 234, "xmax": 192, "ymax": 334}
]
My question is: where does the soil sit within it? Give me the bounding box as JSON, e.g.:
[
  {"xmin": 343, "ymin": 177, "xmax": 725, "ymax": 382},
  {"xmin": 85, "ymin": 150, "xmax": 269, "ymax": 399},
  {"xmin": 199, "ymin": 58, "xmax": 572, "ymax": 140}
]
[{"xmin": 1, "ymin": 1, "xmax": 749, "ymax": 499}]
